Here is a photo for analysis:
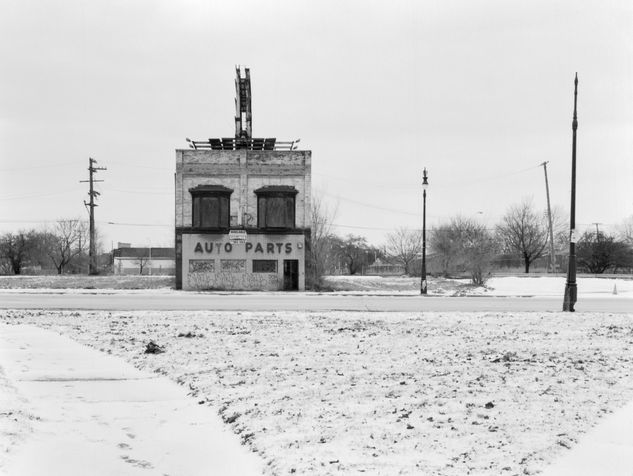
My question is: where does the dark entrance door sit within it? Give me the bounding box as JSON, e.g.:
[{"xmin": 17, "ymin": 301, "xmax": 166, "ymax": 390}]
[{"xmin": 283, "ymin": 260, "xmax": 299, "ymax": 291}]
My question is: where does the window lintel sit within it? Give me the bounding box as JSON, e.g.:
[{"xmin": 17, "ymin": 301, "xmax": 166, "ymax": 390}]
[
  {"xmin": 189, "ymin": 184, "xmax": 233, "ymax": 196},
  {"xmin": 254, "ymin": 185, "xmax": 298, "ymax": 196}
]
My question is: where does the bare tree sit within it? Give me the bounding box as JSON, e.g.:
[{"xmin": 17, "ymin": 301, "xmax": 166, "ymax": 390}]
[
  {"xmin": 334, "ymin": 235, "xmax": 372, "ymax": 275},
  {"xmin": 385, "ymin": 227, "xmax": 422, "ymax": 275},
  {"xmin": 459, "ymin": 220, "xmax": 497, "ymax": 285},
  {"xmin": 576, "ymin": 230, "xmax": 632, "ymax": 273},
  {"xmin": 429, "ymin": 223, "xmax": 460, "ymax": 276},
  {"xmin": 496, "ymin": 199, "xmax": 549, "ymax": 273},
  {"xmin": 549, "ymin": 205, "xmax": 570, "ymax": 253},
  {"xmin": 430, "ymin": 217, "xmax": 496, "ymax": 284},
  {"xmin": 44, "ymin": 219, "xmax": 89, "ymax": 274},
  {"xmin": 135, "ymin": 254, "xmax": 150, "ymax": 275},
  {"xmin": 307, "ymin": 194, "xmax": 338, "ymax": 288},
  {"xmin": 0, "ymin": 231, "xmax": 33, "ymax": 274},
  {"xmin": 618, "ymin": 215, "xmax": 633, "ymax": 246}
]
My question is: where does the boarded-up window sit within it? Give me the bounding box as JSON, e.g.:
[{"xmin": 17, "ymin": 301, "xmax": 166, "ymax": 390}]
[
  {"xmin": 255, "ymin": 186, "xmax": 297, "ymax": 229},
  {"xmin": 220, "ymin": 259, "xmax": 246, "ymax": 273},
  {"xmin": 190, "ymin": 185, "xmax": 232, "ymax": 229},
  {"xmin": 189, "ymin": 260, "xmax": 214, "ymax": 273},
  {"xmin": 253, "ymin": 260, "xmax": 277, "ymax": 273}
]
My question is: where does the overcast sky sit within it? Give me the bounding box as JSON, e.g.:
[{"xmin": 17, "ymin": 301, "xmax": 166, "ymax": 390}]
[{"xmin": 1, "ymin": 0, "xmax": 632, "ymax": 248}]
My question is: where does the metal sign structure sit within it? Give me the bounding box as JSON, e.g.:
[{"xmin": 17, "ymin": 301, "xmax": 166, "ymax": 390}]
[{"xmin": 228, "ymin": 229, "xmax": 248, "ymax": 244}]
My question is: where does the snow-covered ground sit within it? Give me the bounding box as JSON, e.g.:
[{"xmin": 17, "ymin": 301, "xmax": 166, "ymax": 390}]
[
  {"xmin": 324, "ymin": 275, "xmax": 633, "ymax": 298},
  {"xmin": 2, "ymin": 274, "xmax": 631, "ymax": 298},
  {"xmin": 1, "ymin": 275, "xmax": 632, "ymax": 475},
  {"xmin": 2, "ymin": 308, "xmax": 633, "ymax": 475},
  {"xmin": 0, "ymin": 275, "xmax": 173, "ymax": 290},
  {"xmin": 485, "ymin": 276, "xmax": 633, "ymax": 298}
]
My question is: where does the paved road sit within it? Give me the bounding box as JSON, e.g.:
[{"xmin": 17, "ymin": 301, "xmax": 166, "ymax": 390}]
[{"xmin": 0, "ymin": 292, "xmax": 630, "ymax": 313}]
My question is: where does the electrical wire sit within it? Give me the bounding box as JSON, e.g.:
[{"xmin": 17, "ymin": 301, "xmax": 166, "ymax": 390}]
[
  {"xmin": 0, "ymin": 190, "xmax": 84, "ymax": 201},
  {"xmin": 0, "ymin": 162, "xmax": 78, "ymax": 172}
]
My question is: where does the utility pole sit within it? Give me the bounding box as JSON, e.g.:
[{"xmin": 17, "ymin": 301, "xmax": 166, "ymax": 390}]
[
  {"xmin": 420, "ymin": 168, "xmax": 429, "ymax": 295},
  {"xmin": 80, "ymin": 158, "xmax": 106, "ymax": 275},
  {"xmin": 592, "ymin": 222, "xmax": 602, "ymax": 240},
  {"xmin": 563, "ymin": 74, "xmax": 579, "ymax": 312},
  {"xmin": 541, "ymin": 161, "xmax": 557, "ymax": 272}
]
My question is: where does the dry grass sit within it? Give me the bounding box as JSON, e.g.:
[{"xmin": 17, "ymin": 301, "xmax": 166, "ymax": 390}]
[{"xmin": 0, "ymin": 275, "xmax": 174, "ymax": 290}]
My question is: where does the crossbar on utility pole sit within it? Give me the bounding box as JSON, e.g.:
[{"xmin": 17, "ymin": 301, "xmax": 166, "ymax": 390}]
[
  {"xmin": 563, "ymin": 74, "xmax": 579, "ymax": 312},
  {"xmin": 541, "ymin": 161, "xmax": 557, "ymax": 272},
  {"xmin": 80, "ymin": 158, "xmax": 106, "ymax": 275}
]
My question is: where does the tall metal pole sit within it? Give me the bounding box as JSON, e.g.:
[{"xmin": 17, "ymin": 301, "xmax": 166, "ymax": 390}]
[
  {"xmin": 563, "ymin": 74, "xmax": 579, "ymax": 312},
  {"xmin": 541, "ymin": 161, "xmax": 556, "ymax": 272},
  {"xmin": 421, "ymin": 168, "xmax": 428, "ymax": 295}
]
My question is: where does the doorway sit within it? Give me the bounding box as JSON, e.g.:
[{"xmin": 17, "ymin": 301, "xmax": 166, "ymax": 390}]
[{"xmin": 283, "ymin": 260, "xmax": 299, "ymax": 291}]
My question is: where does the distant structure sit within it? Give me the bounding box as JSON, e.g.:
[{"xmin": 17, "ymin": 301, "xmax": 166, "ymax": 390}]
[
  {"xmin": 175, "ymin": 66, "xmax": 311, "ymax": 291},
  {"xmin": 113, "ymin": 247, "xmax": 175, "ymax": 275}
]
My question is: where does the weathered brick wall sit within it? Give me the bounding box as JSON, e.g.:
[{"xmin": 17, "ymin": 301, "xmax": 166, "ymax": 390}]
[
  {"xmin": 175, "ymin": 149, "xmax": 311, "ymax": 229},
  {"xmin": 181, "ymin": 233, "xmax": 306, "ymax": 290}
]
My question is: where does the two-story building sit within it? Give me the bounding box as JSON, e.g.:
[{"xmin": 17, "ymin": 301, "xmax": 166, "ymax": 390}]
[{"xmin": 174, "ymin": 67, "xmax": 311, "ymax": 291}]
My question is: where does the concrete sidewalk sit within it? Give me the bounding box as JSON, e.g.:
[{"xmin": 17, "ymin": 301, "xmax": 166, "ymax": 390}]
[
  {"xmin": 540, "ymin": 399, "xmax": 633, "ymax": 476},
  {"xmin": 0, "ymin": 324, "xmax": 264, "ymax": 476}
]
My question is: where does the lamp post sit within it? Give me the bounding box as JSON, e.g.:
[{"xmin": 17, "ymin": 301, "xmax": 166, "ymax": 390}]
[
  {"xmin": 563, "ymin": 73, "xmax": 579, "ymax": 312},
  {"xmin": 421, "ymin": 168, "xmax": 429, "ymax": 295}
]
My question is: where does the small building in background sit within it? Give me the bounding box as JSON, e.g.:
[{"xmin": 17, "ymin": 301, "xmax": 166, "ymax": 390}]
[
  {"xmin": 113, "ymin": 247, "xmax": 176, "ymax": 275},
  {"xmin": 365, "ymin": 259, "xmax": 405, "ymax": 276},
  {"xmin": 174, "ymin": 67, "xmax": 311, "ymax": 291}
]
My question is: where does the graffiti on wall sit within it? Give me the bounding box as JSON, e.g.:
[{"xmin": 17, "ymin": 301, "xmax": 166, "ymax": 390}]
[
  {"xmin": 220, "ymin": 259, "xmax": 246, "ymax": 273},
  {"xmin": 188, "ymin": 272, "xmax": 280, "ymax": 291},
  {"xmin": 189, "ymin": 259, "xmax": 214, "ymax": 273}
]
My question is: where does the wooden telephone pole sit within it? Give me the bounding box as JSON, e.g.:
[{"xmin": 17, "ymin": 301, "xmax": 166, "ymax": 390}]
[
  {"xmin": 540, "ymin": 161, "xmax": 557, "ymax": 272},
  {"xmin": 80, "ymin": 158, "xmax": 106, "ymax": 275}
]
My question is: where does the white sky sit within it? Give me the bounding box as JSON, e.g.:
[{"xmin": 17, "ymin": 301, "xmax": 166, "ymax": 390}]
[{"xmin": 1, "ymin": 0, "xmax": 632, "ymax": 248}]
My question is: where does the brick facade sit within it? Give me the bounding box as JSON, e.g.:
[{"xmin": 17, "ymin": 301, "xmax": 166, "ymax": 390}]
[{"xmin": 174, "ymin": 149, "xmax": 311, "ymax": 291}]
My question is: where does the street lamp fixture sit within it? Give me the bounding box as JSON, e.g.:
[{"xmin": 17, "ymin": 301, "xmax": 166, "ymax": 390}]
[{"xmin": 421, "ymin": 168, "xmax": 429, "ymax": 295}]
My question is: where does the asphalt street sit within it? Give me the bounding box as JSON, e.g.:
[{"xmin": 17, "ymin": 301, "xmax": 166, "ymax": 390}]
[{"xmin": 0, "ymin": 292, "xmax": 630, "ymax": 313}]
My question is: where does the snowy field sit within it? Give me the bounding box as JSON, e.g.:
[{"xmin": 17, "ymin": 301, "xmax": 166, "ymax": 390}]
[
  {"xmin": 1, "ymin": 275, "xmax": 632, "ymax": 475},
  {"xmin": 324, "ymin": 275, "xmax": 633, "ymax": 298},
  {"xmin": 1, "ymin": 274, "xmax": 632, "ymax": 298},
  {"xmin": 2, "ymin": 308, "xmax": 633, "ymax": 475},
  {"xmin": 0, "ymin": 275, "xmax": 174, "ymax": 290}
]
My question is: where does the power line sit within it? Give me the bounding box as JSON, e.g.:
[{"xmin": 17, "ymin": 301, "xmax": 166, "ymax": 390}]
[
  {"xmin": 0, "ymin": 161, "xmax": 78, "ymax": 172},
  {"xmin": 0, "ymin": 190, "xmax": 84, "ymax": 201},
  {"xmin": 314, "ymin": 163, "xmax": 542, "ymax": 191},
  {"xmin": 331, "ymin": 223, "xmax": 396, "ymax": 231},
  {"xmin": 108, "ymin": 189, "xmax": 173, "ymax": 196},
  {"xmin": 107, "ymin": 160, "xmax": 173, "ymax": 171},
  {"xmin": 102, "ymin": 221, "xmax": 172, "ymax": 227},
  {"xmin": 322, "ymin": 192, "xmax": 420, "ymax": 217}
]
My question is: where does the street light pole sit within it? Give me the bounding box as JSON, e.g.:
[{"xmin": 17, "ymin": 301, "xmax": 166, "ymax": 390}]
[
  {"xmin": 421, "ymin": 168, "xmax": 429, "ymax": 295},
  {"xmin": 563, "ymin": 73, "xmax": 579, "ymax": 312}
]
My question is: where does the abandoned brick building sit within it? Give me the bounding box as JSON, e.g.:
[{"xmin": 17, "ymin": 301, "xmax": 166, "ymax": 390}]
[{"xmin": 174, "ymin": 67, "xmax": 311, "ymax": 290}]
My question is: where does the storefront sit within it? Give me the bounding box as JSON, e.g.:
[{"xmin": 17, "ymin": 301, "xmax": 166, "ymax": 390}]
[
  {"xmin": 174, "ymin": 67, "xmax": 311, "ymax": 290},
  {"xmin": 180, "ymin": 232, "xmax": 306, "ymax": 290}
]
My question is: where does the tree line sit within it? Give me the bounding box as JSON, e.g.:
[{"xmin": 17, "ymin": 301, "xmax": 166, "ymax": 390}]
[
  {"xmin": 0, "ymin": 219, "xmax": 102, "ymax": 275},
  {"xmin": 308, "ymin": 197, "xmax": 633, "ymax": 288},
  {"xmin": 3, "ymin": 203, "xmax": 632, "ymax": 282}
]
